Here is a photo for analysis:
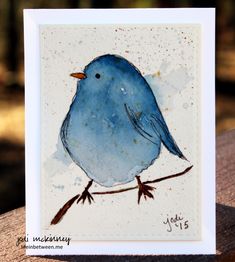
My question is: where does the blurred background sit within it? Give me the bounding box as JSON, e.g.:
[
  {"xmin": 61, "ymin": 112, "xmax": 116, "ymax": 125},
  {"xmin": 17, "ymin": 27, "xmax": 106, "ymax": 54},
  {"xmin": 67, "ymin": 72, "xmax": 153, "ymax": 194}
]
[{"xmin": 0, "ymin": 0, "xmax": 234, "ymax": 214}]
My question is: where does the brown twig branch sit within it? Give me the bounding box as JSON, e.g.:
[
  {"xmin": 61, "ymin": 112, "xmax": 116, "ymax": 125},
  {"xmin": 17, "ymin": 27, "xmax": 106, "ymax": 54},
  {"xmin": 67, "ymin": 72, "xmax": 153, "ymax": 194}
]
[
  {"xmin": 51, "ymin": 165, "xmax": 193, "ymax": 225},
  {"xmin": 51, "ymin": 194, "xmax": 80, "ymax": 225},
  {"xmin": 92, "ymin": 165, "xmax": 193, "ymax": 195}
]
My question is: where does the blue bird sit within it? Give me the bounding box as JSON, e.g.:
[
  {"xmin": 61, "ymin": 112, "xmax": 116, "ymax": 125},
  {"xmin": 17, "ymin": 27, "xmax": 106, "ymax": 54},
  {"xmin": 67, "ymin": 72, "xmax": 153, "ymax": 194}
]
[{"xmin": 61, "ymin": 54, "xmax": 186, "ymax": 203}]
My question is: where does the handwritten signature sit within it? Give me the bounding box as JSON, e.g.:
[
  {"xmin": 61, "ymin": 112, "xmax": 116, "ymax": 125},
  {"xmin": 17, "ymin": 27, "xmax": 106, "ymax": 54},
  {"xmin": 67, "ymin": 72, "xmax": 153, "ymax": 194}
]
[{"xmin": 163, "ymin": 214, "xmax": 189, "ymax": 232}]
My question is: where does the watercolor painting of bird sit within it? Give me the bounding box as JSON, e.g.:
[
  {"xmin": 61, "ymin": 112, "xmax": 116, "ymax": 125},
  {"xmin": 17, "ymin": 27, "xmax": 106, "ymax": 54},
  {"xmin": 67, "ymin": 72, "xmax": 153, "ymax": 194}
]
[{"xmin": 60, "ymin": 54, "xmax": 187, "ymax": 204}]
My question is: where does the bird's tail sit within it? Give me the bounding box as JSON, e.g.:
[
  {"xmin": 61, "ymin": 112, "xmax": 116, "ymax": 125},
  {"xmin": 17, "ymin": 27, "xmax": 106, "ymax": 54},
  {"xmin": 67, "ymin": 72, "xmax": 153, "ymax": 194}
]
[{"xmin": 150, "ymin": 115, "xmax": 188, "ymax": 161}]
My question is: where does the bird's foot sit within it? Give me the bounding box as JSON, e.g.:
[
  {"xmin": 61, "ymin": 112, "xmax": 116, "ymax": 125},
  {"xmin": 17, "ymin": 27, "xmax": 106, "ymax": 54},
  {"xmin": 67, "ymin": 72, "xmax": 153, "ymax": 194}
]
[
  {"xmin": 77, "ymin": 190, "xmax": 94, "ymax": 204},
  {"xmin": 77, "ymin": 180, "xmax": 94, "ymax": 204},
  {"xmin": 136, "ymin": 176, "xmax": 155, "ymax": 204}
]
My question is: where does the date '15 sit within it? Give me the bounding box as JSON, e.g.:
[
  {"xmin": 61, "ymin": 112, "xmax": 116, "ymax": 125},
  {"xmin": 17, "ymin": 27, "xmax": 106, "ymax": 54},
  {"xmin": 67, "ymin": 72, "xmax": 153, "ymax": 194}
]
[{"xmin": 163, "ymin": 214, "xmax": 189, "ymax": 232}]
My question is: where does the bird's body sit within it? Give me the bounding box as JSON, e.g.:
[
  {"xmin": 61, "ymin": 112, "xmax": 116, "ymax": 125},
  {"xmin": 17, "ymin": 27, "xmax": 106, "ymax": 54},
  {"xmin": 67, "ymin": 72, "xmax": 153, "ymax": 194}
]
[{"xmin": 61, "ymin": 54, "xmax": 185, "ymax": 188}]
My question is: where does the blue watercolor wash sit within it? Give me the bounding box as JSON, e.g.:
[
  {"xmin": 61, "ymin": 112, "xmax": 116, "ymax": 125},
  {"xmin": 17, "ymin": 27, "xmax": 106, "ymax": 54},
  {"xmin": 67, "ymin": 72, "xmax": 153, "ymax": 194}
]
[{"xmin": 61, "ymin": 54, "xmax": 185, "ymax": 187}]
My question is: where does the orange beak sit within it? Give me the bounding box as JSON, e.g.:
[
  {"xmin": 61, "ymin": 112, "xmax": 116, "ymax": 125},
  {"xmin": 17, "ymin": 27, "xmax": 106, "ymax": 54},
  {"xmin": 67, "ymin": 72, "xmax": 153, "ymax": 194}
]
[{"xmin": 70, "ymin": 72, "xmax": 87, "ymax": 79}]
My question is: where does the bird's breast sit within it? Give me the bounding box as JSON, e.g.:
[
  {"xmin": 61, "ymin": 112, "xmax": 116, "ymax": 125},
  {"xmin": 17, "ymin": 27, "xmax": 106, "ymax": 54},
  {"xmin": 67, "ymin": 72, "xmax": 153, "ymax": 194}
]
[{"xmin": 63, "ymin": 93, "xmax": 160, "ymax": 187}]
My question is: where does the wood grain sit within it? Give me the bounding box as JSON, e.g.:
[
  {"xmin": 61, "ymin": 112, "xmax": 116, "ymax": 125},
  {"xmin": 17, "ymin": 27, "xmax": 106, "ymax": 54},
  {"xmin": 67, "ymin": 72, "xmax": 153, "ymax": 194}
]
[{"xmin": 0, "ymin": 130, "xmax": 234, "ymax": 261}]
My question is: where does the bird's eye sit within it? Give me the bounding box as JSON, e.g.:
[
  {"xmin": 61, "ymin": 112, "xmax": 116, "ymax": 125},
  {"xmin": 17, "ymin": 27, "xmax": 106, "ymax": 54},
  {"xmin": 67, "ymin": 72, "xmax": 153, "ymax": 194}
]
[{"xmin": 95, "ymin": 73, "xmax": 101, "ymax": 79}]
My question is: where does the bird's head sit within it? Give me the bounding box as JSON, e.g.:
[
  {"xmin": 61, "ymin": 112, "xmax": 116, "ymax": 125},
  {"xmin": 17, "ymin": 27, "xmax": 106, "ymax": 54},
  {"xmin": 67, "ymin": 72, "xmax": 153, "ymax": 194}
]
[{"xmin": 70, "ymin": 54, "xmax": 143, "ymax": 94}]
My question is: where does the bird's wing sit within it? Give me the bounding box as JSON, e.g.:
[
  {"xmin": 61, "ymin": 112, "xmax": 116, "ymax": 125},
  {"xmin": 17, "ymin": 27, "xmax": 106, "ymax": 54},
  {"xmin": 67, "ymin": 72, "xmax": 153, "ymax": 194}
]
[
  {"xmin": 124, "ymin": 104, "xmax": 157, "ymax": 145},
  {"xmin": 124, "ymin": 103, "xmax": 186, "ymax": 160}
]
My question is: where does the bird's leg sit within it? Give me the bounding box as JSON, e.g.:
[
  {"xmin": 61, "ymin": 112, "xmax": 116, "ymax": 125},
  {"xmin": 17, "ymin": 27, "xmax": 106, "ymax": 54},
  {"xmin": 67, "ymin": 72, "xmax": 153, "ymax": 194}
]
[
  {"xmin": 136, "ymin": 176, "xmax": 155, "ymax": 204},
  {"xmin": 77, "ymin": 180, "xmax": 94, "ymax": 204}
]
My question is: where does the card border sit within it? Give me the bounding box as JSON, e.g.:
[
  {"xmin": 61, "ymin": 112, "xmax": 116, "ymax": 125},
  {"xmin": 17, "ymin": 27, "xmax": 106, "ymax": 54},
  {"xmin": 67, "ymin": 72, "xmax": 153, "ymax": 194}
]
[{"xmin": 24, "ymin": 8, "xmax": 215, "ymax": 255}]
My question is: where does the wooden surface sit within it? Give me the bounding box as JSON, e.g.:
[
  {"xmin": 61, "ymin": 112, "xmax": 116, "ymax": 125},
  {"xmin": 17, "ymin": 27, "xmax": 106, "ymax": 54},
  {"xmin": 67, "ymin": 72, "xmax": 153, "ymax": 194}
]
[{"xmin": 0, "ymin": 130, "xmax": 235, "ymax": 261}]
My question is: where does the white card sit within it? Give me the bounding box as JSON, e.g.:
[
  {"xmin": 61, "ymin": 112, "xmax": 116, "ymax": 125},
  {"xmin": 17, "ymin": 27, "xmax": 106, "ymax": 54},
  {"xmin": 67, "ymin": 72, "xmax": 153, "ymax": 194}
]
[{"xmin": 24, "ymin": 8, "xmax": 215, "ymax": 255}]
